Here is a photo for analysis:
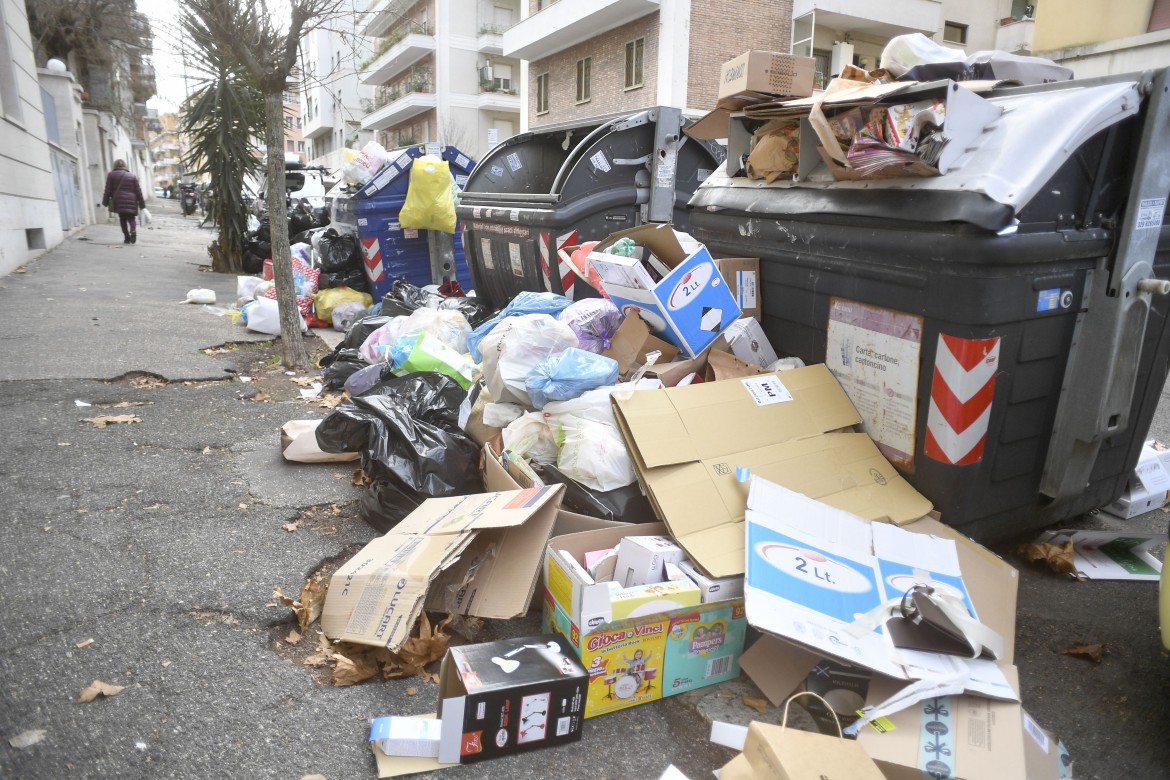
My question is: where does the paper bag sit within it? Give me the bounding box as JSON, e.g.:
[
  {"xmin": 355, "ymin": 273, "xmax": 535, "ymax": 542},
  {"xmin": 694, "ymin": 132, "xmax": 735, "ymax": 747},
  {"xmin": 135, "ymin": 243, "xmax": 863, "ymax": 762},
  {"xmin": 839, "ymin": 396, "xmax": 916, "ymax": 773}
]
[
  {"xmin": 739, "ymin": 693, "xmax": 886, "ymax": 780},
  {"xmin": 280, "ymin": 419, "xmax": 359, "ymax": 464}
]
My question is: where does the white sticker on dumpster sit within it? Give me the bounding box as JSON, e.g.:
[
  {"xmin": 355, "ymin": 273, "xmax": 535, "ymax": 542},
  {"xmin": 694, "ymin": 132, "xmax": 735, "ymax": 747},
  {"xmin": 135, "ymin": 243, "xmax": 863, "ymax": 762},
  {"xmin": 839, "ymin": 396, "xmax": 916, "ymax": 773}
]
[
  {"xmin": 826, "ymin": 298, "xmax": 923, "ymax": 469},
  {"xmin": 741, "ymin": 376, "xmax": 793, "ymax": 406},
  {"xmin": 506, "ymin": 153, "xmax": 523, "ymax": 172},
  {"xmin": 509, "ymin": 243, "xmax": 524, "ymax": 277},
  {"xmin": 590, "ymin": 151, "xmax": 611, "ymax": 173},
  {"xmin": 404, "ymin": 229, "xmax": 418, "ymax": 239},
  {"xmin": 480, "ymin": 238, "xmax": 495, "ymax": 270},
  {"xmin": 1137, "ymin": 198, "xmax": 1166, "ymax": 230}
]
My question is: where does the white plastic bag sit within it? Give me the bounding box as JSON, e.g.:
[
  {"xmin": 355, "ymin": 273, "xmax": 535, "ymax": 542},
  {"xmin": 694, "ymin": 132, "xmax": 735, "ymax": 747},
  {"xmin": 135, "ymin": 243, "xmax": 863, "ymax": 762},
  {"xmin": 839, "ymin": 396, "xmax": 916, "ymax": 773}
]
[
  {"xmin": 244, "ymin": 296, "xmax": 307, "ymax": 336},
  {"xmin": 480, "ymin": 314, "xmax": 579, "ymax": 408},
  {"xmin": 358, "ymin": 307, "xmax": 472, "ymax": 364},
  {"xmin": 880, "ymin": 33, "xmax": 965, "ymax": 77},
  {"xmin": 502, "ymin": 412, "xmax": 561, "ymax": 465},
  {"xmin": 237, "ymin": 275, "xmax": 263, "ymax": 301},
  {"xmin": 555, "ymin": 416, "xmax": 637, "ymax": 492},
  {"xmin": 183, "ymin": 288, "xmax": 216, "ymax": 305},
  {"xmin": 140, "ymin": 207, "xmax": 152, "ymax": 225},
  {"xmin": 340, "ymin": 141, "xmax": 391, "ymax": 186}
]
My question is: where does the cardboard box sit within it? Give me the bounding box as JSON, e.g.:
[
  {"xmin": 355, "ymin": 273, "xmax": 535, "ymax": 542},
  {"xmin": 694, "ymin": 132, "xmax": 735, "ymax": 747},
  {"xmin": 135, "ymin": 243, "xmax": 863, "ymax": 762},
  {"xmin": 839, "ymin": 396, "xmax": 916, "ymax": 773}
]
[
  {"xmin": 436, "ymin": 634, "xmax": 588, "ymax": 764},
  {"xmin": 593, "ymin": 224, "xmax": 742, "ymax": 358},
  {"xmin": 715, "ymin": 317, "xmax": 778, "ymax": 368},
  {"xmin": 713, "ymin": 258, "xmax": 761, "ymax": 320},
  {"xmin": 543, "ymin": 523, "xmax": 748, "ymax": 717},
  {"xmin": 1103, "ymin": 439, "xmax": 1170, "ymax": 518},
  {"xmin": 320, "ymin": 486, "xmax": 565, "ymax": 650},
  {"xmin": 744, "ymin": 477, "xmax": 1017, "ymax": 695},
  {"xmin": 678, "ymin": 559, "xmax": 744, "ymax": 603},
  {"xmin": 857, "ymin": 671, "xmax": 1063, "ymax": 780},
  {"xmin": 611, "ymin": 364, "xmax": 932, "ymax": 577},
  {"xmin": 613, "ymin": 535, "xmax": 688, "ymax": 587},
  {"xmin": 369, "ymin": 716, "xmax": 442, "ymax": 758},
  {"xmin": 603, "ymin": 311, "xmax": 680, "ymax": 380},
  {"xmin": 719, "ymin": 51, "xmax": 816, "ymax": 101}
]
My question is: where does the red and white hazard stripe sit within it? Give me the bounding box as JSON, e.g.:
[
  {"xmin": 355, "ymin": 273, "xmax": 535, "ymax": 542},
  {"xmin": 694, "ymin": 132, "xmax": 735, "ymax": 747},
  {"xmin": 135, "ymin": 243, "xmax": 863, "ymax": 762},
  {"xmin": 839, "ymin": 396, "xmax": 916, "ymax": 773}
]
[
  {"xmin": 924, "ymin": 334, "xmax": 1001, "ymax": 465},
  {"xmin": 360, "ymin": 237, "xmax": 384, "ymax": 283},
  {"xmin": 537, "ymin": 232, "xmax": 555, "ymax": 293}
]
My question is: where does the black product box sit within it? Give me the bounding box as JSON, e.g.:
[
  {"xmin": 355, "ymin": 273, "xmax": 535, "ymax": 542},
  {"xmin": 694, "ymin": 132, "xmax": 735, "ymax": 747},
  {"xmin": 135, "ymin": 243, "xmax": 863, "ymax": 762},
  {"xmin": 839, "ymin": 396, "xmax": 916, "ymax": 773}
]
[{"xmin": 437, "ymin": 634, "xmax": 588, "ymax": 764}]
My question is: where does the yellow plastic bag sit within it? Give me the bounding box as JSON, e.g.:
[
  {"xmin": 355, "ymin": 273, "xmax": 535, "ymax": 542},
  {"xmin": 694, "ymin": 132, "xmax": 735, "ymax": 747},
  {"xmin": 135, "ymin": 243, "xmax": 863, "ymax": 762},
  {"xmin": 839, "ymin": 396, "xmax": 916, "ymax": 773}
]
[
  {"xmin": 313, "ymin": 286, "xmax": 374, "ymax": 323},
  {"xmin": 399, "ymin": 155, "xmax": 456, "ymax": 233}
]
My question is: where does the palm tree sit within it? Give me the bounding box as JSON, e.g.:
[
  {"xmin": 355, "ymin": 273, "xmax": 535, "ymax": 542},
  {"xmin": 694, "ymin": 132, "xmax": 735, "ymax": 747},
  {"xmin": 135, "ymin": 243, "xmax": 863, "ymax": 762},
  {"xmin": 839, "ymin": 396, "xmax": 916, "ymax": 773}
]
[{"xmin": 179, "ymin": 12, "xmax": 264, "ymax": 274}]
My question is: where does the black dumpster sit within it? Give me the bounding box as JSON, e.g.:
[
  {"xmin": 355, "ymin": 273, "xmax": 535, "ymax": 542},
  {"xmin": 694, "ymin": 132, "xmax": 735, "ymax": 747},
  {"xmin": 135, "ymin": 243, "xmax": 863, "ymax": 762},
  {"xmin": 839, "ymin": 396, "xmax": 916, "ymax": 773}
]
[
  {"xmin": 457, "ymin": 106, "xmax": 725, "ymax": 310},
  {"xmin": 688, "ymin": 69, "xmax": 1170, "ymax": 543}
]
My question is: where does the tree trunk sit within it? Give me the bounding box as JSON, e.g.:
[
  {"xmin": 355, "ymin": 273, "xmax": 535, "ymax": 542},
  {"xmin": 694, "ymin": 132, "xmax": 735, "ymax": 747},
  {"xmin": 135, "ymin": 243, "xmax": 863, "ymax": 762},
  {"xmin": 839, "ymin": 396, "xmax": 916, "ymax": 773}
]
[{"xmin": 263, "ymin": 89, "xmax": 311, "ymax": 370}]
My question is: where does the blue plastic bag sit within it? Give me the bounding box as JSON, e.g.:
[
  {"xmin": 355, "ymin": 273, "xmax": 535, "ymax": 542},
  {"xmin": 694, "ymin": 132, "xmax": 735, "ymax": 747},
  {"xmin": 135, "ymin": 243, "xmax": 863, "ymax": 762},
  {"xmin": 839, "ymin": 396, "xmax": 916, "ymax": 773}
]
[
  {"xmin": 525, "ymin": 348, "xmax": 620, "ymax": 410},
  {"xmin": 467, "ymin": 291, "xmax": 574, "ymax": 362}
]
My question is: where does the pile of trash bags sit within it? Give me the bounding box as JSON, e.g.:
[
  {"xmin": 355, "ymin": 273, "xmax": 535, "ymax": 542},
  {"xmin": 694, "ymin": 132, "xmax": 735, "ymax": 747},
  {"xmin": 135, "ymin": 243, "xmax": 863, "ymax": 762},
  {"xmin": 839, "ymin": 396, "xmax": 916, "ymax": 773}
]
[
  {"xmin": 240, "ymin": 200, "xmax": 333, "ymax": 276},
  {"xmin": 312, "ymin": 277, "xmax": 661, "ymax": 531}
]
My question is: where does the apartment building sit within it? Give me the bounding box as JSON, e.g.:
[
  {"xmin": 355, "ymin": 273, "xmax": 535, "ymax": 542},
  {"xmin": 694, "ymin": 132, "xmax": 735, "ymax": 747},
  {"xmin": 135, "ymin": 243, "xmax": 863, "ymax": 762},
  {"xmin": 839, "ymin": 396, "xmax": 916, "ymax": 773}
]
[
  {"xmin": 357, "ymin": 0, "xmax": 522, "ymax": 161},
  {"xmin": 283, "ymin": 86, "xmax": 307, "ymax": 165},
  {"xmin": 301, "ymin": 20, "xmax": 376, "ymax": 171},
  {"xmin": 1031, "ymin": 0, "xmax": 1170, "ymax": 77},
  {"xmin": 503, "ymin": 0, "xmax": 1011, "ymax": 131},
  {"xmin": 148, "ymin": 112, "xmax": 183, "ymax": 192}
]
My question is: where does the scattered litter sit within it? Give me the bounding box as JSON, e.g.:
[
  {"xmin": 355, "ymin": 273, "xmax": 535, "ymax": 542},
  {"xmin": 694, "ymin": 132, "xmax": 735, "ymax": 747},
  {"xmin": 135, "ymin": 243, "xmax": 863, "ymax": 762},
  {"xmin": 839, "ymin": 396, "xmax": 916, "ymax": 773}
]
[
  {"xmin": 1018, "ymin": 539, "xmax": 1080, "ymax": 579},
  {"xmin": 183, "ymin": 288, "xmax": 216, "ymax": 305},
  {"xmin": 298, "ymin": 383, "xmax": 324, "ymax": 398},
  {"xmin": 78, "ymin": 680, "xmax": 126, "ymax": 703},
  {"xmin": 709, "ymin": 721, "xmax": 749, "ymax": 751},
  {"xmin": 8, "ymin": 729, "xmax": 46, "ymax": 749},
  {"xmin": 74, "ymin": 400, "xmax": 92, "ymax": 407},
  {"xmin": 251, "ymin": 391, "xmax": 270, "ymax": 402},
  {"xmin": 238, "ymin": 376, "xmax": 253, "ymax": 382},
  {"xmin": 272, "ymin": 576, "xmax": 328, "ymax": 633},
  {"xmin": 75, "ymin": 638, "xmax": 94, "ymax": 649},
  {"xmin": 658, "ymin": 767, "xmax": 691, "ymax": 780},
  {"xmin": 161, "ymin": 661, "xmax": 171, "ymax": 668},
  {"xmin": 1061, "ymin": 642, "xmax": 1105, "ymax": 664},
  {"xmin": 290, "ymin": 376, "xmax": 320, "ymax": 387},
  {"xmin": 1029, "ymin": 529, "xmax": 1166, "ymax": 581},
  {"xmin": 286, "ymin": 630, "xmax": 302, "ymax": 645},
  {"xmin": 742, "ymin": 695, "xmax": 769, "ymax": 715},
  {"xmin": 135, "ymin": 742, "xmax": 147, "ymax": 751},
  {"xmin": 81, "ymin": 414, "xmax": 142, "ymax": 428},
  {"xmin": 406, "ymin": 687, "xmax": 418, "ymax": 696}
]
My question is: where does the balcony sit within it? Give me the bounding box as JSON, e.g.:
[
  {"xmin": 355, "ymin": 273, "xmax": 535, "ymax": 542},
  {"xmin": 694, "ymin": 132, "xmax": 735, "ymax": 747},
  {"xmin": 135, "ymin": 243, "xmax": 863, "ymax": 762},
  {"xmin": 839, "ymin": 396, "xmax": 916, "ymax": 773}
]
[
  {"xmin": 995, "ymin": 16, "xmax": 1035, "ymax": 55},
  {"xmin": 360, "ymin": 28, "xmax": 435, "ymax": 86},
  {"xmin": 360, "ymin": 0, "xmax": 411, "ymax": 38},
  {"xmin": 791, "ymin": 0, "xmax": 941, "ymax": 40},
  {"xmin": 477, "ymin": 28, "xmax": 504, "ymax": 56},
  {"xmin": 504, "ymin": 0, "xmax": 660, "ymax": 61},
  {"xmin": 361, "ymin": 90, "xmax": 436, "ymax": 131},
  {"xmin": 477, "ymin": 89, "xmax": 521, "ymax": 112}
]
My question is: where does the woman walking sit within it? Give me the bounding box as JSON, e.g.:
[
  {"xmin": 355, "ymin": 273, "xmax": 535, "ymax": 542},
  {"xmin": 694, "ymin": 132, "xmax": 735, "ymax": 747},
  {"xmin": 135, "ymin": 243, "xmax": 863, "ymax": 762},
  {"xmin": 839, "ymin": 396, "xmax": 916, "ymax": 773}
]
[{"xmin": 101, "ymin": 159, "xmax": 146, "ymax": 244}]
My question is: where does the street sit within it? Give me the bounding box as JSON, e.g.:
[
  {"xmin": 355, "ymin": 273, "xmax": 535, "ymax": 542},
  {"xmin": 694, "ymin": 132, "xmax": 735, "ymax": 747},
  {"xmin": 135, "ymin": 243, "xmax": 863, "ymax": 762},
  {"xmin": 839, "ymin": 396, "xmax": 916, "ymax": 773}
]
[{"xmin": 0, "ymin": 197, "xmax": 1167, "ymax": 779}]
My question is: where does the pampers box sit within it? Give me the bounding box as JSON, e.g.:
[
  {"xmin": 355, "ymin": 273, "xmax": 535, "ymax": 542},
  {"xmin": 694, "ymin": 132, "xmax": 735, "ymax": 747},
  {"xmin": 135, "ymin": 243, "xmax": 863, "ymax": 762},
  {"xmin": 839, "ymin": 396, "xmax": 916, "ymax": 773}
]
[
  {"xmin": 542, "ymin": 522, "xmax": 748, "ymax": 717},
  {"xmin": 590, "ymin": 224, "xmax": 741, "ymax": 358}
]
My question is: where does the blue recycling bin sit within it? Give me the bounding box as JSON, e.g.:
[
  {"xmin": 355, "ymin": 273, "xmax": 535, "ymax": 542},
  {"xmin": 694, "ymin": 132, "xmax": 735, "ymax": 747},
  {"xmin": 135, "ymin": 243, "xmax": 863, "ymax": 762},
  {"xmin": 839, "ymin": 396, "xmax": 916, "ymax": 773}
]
[{"xmin": 352, "ymin": 145, "xmax": 477, "ymax": 299}]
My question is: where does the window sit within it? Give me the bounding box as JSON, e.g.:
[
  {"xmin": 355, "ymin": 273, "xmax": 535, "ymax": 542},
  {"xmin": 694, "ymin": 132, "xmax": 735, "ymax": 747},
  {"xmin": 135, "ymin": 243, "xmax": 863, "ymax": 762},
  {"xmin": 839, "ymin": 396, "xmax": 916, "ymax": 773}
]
[
  {"xmin": 296, "ymin": 116, "xmax": 302, "ymax": 128},
  {"xmin": 286, "ymin": 140, "xmax": 294, "ymax": 151},
  {"xmin": 812, "ymin": 49, "xmax": 831, "ymax": 90},
  {"xmin": 576, "ymin": 57, "xmax": 591, "ymax": 103},
  {"xmin": 943, "ymin": 22, "xmax": 968, "ymax": 44},
  {"xmin": 536, "ymin": 72, "xmax": 549, "ymax": 114},
  {"xmin": 297, "ymin": 141, "xmax": 305, "ymax": 152},
  {"xmin": 0, "ymin": 1, "xmax": 22, "ymax": 122},
  {"xmin": 283, "ymin": 91, "xmax": 295, "ymax": 103},
  {"xmin": 624, "ymin": 38, "xmax": 644, "ymax": 89},
  {"xmin": 284, "ymin": 116, "xmax": 293, "ymax": 129},
  {"xmin": 492, "ymin": 63, "xmax": 513, "ymax": 92}
]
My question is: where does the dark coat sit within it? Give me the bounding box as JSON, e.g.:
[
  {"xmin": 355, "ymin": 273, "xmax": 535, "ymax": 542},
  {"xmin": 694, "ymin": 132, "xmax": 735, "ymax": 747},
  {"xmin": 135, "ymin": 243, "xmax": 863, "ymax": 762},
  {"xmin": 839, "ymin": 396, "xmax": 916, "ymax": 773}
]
[{"xmin": 102, "ymin": 168, "xmax": 146, "ymax": 215}]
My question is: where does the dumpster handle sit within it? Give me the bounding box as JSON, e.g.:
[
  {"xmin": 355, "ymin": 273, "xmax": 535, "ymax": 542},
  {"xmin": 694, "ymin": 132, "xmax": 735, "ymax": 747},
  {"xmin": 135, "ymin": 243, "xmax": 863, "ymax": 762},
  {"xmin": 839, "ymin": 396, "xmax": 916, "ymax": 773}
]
[
  {"xmin": 1040, "ymin": 68, "xmax": 1170, "ymax": 502},
  {"xmin": 549, "ymin": 115, "xmax": 632, "ymax": 195}
]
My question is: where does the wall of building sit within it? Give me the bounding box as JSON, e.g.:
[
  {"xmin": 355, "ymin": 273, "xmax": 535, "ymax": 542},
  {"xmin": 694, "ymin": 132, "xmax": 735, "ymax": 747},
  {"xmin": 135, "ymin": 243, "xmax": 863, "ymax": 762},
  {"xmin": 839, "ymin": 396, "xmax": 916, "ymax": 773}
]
[
  {"xmin": 938, "ymin": 0, "xmax": 1001, "ymax": 52},
  {"xmin": 84, "ymin": 109, "xmax": 150, "ymax": 223},
  {"xmin": 1032, "ymin": 0, "xmax": 1154, "ymax": 51},
  {"xmin": 686, "ymin": 0, "xmax": 794, "ymax": 111},
  {"xmin": 0, "ymin": 0, "xmax": 64, "ymax": 276},
  {"xmin": 39, "ymin": 66, "xmax": 96, "ymax": 230},
  {"xmin": 528, "ymin": 14, "xmax": 660, "ymax": 127}
]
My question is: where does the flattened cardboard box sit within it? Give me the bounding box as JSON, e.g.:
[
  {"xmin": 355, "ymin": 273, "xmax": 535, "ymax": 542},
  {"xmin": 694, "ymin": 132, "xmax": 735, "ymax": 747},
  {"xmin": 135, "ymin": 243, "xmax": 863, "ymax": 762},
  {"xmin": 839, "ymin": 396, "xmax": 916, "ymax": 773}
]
[
  {"xmin": 611, "ymin": 364, "xmax": 931, "ymax": 577},
  {"xmin": 321, "ymin": 487, "xmax": 565, "ymax": 650},
  {"xmin": 857, "ymin": 669, "xmax": 1065, "ymax": 780}
]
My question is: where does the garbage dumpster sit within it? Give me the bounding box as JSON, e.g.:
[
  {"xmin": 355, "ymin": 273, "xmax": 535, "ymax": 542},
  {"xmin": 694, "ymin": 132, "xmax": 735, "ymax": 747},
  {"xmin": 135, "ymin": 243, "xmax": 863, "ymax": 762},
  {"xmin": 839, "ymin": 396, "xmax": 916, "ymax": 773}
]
[
  {"xmin": 457, "ymin": 107, "xmax": 725, "ymax": 310},
  {"xmin": 688, "ymin": 69, "xmax": 1170, "ymax": 543},
  {"xmin": 339, "ymin": 144, "xmax": 476, "ymax": 298}
]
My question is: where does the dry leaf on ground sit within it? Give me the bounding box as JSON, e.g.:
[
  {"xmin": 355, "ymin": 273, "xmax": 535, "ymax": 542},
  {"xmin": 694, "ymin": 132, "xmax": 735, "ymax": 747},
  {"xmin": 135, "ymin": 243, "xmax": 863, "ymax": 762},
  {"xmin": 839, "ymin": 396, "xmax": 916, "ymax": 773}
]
[
  {"xmin": 81, "ymin": 415, "xmax": 142, "ymax": 428},
  {"xmin": 742, "ymin": 696, "xmax": 768, "ymax": 715},
  {"xmin": 333, "ymin": 652, "xmax": 381, "ymax": 687},
  {"xmin": 290, "ymin": 376, "xmax": 319, "ymax": 387},
  {"xmin": 282, "ymin": 522, "xmax": 300, "ymax": 533},
  {"xmin": 286, "ymin": 630, "xmax": 302, "ymax": 646},
  {"xmin": 317, "ymin": 393, "xmax": 346, "ymax": 409},
  {"xmin": 1061, "ymin": 642, "xmax": 1104, "ymax": 664},
  {"xmin": 273, "ymin": 576, "xmax": 328, "ymax": 632},
  {"xmin": 251, "ymin": 391, "xmax": 270, "ymax": 402},
  {"xmin": 1018, "ymin": 540, "xmax": 1080, "ymax": 578},
  {"xmin": 351, "ymin": 468, "xmax": 372, "ymax": 486},
  {"xmin": 78, "ymin": 680, "xmax": 126, "ymax": 703}
]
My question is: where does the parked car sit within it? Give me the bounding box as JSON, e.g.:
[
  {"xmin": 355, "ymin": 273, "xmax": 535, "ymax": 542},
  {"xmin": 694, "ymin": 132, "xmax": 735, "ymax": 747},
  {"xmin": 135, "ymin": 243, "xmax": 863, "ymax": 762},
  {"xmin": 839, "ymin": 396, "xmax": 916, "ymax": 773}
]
[{"xmin": 153, "ymin": 186, "xmax": 165, "ymax": 198}]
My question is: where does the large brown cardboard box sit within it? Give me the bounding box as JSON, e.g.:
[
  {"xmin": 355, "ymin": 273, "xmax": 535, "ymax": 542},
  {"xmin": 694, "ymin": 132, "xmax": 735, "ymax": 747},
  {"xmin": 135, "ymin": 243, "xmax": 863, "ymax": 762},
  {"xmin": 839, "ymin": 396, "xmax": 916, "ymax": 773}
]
[
  {"xmin": 611, "ymin": 364, "xmax": 931, "ymax": 576},
  {"xmin": 719, "ymin": 51, "xmax": 816, "ymax": 101}
]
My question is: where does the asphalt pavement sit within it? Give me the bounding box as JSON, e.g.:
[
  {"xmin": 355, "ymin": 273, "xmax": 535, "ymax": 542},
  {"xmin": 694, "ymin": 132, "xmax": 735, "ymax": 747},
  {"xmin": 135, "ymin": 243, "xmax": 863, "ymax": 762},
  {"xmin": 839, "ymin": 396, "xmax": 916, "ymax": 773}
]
[{"xmin": 0, "ymin": 197, "xmax": 1166, "ymax": 779}]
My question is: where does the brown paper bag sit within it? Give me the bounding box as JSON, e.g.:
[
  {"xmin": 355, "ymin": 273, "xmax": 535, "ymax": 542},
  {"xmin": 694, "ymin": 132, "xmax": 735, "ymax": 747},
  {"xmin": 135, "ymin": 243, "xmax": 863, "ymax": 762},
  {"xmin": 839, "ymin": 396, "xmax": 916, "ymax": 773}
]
[{"xmin": 740, "ymin": 692, "xmax": 886, "ymax": 780}]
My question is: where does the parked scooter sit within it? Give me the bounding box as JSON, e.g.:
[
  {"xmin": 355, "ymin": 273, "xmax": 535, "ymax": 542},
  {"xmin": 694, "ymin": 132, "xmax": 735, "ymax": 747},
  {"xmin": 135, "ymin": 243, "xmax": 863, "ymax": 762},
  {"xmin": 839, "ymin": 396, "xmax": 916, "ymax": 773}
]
[{"xmin": 180, "ymin": 183, "xmax": 198, "ymax": 217}]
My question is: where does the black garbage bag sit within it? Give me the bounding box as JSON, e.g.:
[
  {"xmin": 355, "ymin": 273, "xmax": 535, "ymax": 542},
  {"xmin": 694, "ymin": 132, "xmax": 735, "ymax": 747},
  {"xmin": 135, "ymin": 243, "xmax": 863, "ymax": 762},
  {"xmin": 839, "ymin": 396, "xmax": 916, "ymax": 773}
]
[
  {"xmin": 538, "ymin": 463, "xmax": 657, "ymax": 523},
  {"xmin": 319, "ymin": 347, "xmax": 369, "ymax": 390},
  {"xmin": 316, "ymin": 373, "xmax": 482, "ymax": 532},
  {"xmin": 342, "ymin": 314, "xmax": 391, "ymax": 349},
  {"xmin": 317, "ymin": 230, "xmax": 361, "ymax": 273},
  {"xmin": 242, "ymin": 251, "xmax": 264, "ymax": 275},
  {"xmin": 378, "ymin": 279, "xmax": 496, "ymax": 327},
  {"xmin": 256, "ymin": 217, "xmax": 271, "ymax": 242},
  {"xmin": 319, "ymin": 267, "xmax": 369, "ymax": 292}
]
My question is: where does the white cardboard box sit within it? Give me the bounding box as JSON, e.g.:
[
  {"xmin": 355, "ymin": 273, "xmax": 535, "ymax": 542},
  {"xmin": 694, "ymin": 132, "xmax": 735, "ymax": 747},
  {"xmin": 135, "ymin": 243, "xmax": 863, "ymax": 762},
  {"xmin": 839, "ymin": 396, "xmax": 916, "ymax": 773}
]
[
  {"xmin": 679, "ymin": 559, "xmax": 745, "ymax": 603},
  {"xmin": 613, "ymin": 535, "xmax": 687, "ymax": 587},
  {"xmin": 715, "ymin": 317, "xmax": 779, "ymax": 368}
]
